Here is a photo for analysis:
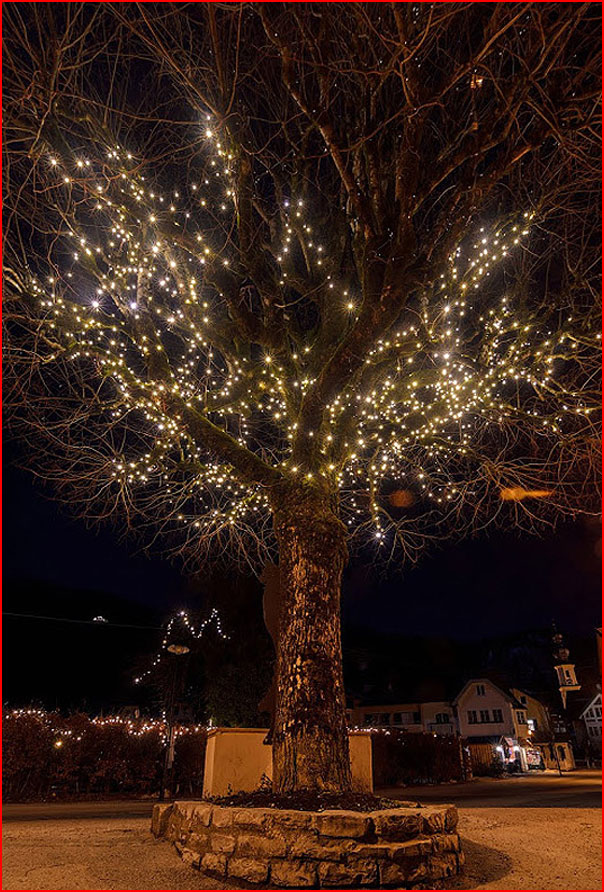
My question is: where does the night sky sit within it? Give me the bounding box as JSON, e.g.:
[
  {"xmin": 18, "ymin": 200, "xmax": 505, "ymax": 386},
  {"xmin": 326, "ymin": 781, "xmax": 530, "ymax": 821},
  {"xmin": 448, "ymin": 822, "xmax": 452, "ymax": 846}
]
[{"xmin": 4, "ymin": 440, "xmax": 600, "ymax": 712}]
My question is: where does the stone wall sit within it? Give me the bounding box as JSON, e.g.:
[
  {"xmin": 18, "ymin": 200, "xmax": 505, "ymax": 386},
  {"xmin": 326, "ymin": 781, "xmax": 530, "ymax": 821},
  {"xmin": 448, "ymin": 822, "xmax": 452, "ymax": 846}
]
[{"xmin": 152, "ymin": 800, "xmax": 464, "ymax": 888}]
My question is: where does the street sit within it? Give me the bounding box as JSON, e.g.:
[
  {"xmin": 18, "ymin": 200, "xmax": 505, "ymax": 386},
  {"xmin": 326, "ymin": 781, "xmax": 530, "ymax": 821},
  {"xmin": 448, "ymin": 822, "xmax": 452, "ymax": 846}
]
[{"xmin": 2, "ymin": 770, "xmax": 601, "ymax": 890}]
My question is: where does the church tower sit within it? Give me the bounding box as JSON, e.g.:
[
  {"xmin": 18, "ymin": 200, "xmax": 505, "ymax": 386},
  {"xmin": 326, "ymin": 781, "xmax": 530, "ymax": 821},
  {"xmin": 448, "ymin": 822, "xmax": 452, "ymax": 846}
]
[{"xmin": 552, "ymin": 625, "xmax": 581, "ymax": 708}]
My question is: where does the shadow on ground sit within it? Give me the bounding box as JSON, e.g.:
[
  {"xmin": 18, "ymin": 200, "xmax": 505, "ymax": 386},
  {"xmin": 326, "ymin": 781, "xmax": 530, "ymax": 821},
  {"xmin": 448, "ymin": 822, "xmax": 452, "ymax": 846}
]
[{"xmin": 449, "ymin": 839, "xmax": 513, "ymax": 889}]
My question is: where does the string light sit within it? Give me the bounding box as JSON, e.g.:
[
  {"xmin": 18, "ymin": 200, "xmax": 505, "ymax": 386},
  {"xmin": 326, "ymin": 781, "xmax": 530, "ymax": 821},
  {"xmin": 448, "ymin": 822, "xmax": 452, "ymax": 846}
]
[
  {"xmin": 134, "ymin": 607, "xmax": 227, "ymax": 686},
  {"xmin": 18, "ymin": 118, "xmax": 599, "ymax": 558}
]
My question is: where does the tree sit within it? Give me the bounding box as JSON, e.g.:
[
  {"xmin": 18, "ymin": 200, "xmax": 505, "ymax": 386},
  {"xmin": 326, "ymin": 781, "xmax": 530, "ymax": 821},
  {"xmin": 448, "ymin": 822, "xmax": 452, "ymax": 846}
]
[{"xmin": 3, "ymin": 3, "xmax": 600, "ymax": 792}]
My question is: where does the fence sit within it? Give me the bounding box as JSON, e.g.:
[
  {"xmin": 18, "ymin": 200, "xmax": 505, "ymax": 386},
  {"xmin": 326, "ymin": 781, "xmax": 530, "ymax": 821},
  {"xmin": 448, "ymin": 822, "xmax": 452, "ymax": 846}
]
[{"xmin": 370, "ymin": 729, "xmax": 469, "ymax": 786}]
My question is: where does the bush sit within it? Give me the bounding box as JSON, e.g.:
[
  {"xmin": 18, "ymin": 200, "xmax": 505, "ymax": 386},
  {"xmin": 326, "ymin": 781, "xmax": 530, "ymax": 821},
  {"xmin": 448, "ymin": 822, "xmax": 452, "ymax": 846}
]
[
  {"xmin": 2, "ymin": 709, "xmax": 207, "ymax": 801},
  {"xmin": 371, "ymin": 729, "xmax": 465, "ymax": 786}
]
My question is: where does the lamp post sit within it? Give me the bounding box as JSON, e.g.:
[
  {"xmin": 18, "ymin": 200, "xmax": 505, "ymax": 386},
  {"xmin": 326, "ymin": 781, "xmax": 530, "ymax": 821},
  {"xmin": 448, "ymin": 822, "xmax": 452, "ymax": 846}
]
[{"xmin": 159, "ymin": 643, "xmax": 190, "ymax": 801}]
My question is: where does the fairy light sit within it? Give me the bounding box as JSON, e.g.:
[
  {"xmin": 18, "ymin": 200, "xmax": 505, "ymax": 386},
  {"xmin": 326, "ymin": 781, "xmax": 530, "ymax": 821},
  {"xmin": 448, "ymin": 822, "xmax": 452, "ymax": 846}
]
[
  {"xmin": 134, "ymin": 607, "xmax": 227, "ymax": 686},
  {"xmin": 3, "ymin": 707, "xmax": 211, "ymax": 745},
  {"xmin": 17, "ymin": 124, "xmax": 598, "ymax": 558}
]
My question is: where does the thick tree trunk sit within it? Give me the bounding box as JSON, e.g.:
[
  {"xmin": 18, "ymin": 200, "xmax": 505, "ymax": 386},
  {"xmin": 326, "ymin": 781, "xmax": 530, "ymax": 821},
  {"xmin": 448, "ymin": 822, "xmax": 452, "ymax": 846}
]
[{"xmin": 271, "ymin": 486, "xmax": 352, "ymax": 793}]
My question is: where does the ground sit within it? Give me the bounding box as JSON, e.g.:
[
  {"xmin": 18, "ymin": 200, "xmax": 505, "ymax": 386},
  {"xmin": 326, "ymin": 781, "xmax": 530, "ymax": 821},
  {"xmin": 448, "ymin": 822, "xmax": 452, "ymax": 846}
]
[{"xmin": 2, "ymin": 770, "xmax": 601, "ymax": 890}]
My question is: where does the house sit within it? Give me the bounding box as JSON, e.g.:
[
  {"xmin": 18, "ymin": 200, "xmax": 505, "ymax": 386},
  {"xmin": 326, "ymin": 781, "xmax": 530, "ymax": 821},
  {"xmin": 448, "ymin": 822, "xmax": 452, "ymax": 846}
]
[
  {"xmin": 509, "ymin": 688, "xmax": 553, "ymax": 738},
  {"xmin": 454, "ymin": 678, "xmax": 530, "ymax": 740},
  {"xmin": 348, "ymin": 700, "xmax": 456, "ymax": 735},
  {"xmin": 453, "ymin": 678, "xmax": 541, "ymax": 770},
  {"xmin": 580, "ymin": 691, "xmax": 602, "ymax": 748}
]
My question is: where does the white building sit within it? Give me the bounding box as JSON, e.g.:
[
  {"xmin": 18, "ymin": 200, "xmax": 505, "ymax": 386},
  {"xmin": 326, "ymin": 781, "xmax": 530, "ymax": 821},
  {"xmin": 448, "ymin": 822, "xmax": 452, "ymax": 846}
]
[
  {"xmin": 580, "ymin": 692, "xmax": 602, "ymax": 746},
  {"xmin": 454, "ymin": 679, "xmax": 529, "ymax": 740}
]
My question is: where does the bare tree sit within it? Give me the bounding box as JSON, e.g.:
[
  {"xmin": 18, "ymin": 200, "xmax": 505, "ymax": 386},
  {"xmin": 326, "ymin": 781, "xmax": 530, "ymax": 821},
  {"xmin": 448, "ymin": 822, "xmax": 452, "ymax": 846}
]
[{"xmin": 3, "ymin": 3, "xmax": 600, "ymax": 792}]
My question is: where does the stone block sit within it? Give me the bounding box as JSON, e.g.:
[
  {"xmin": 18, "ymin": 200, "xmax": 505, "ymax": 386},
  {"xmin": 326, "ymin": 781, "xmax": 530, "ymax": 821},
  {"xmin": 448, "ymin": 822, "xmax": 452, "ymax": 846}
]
[
  {"xmin": 228, "ymin": 857, "xmax": 270, "ymax": 884},
  {"xmin": 200, "ymin": 853, "xmax": 227, "ymax": 878},
  {"xmin": 373, "ymin": 809, "xmax": 422, "ymax": 841},
  {"xmin": 288, "ymin": 831, "xmax": 352, "ymax": 861},
  {"xmin": 420, "ymin": 806, "xmax": 447, "ymax": 835},
  {"xmin": 271, "ymin": 858, "xmax": 318, "ymax": 887},
  {"xmin": 428, "ymin": 852, "xmax": 459, "ymax": 878},
  {"xmin": 345, "ymin": 856, "xmax": 379, "ymax": 885},
  {"xmin": 270, "ymin": 809, "xmax": 312, "ymax": 830},
  {"xmin": 444, "ymin": 805, "xmax": 459, "ymax": 831},
  {"xmin": 175, "ymin": 844, "xmax": 201, "ymax": 869},
  {"xmin": 211, "ymin": 807, "xmax": 234, "ymax": 829},
  {"xmin": 151, "ymin": 803, "xmax": 173, "ymax": 838},
  {"xmin": 210, "ymin": 833, "xmax": 236, "ymax": 854},
  {"xmin": 312, "ymin": 810, "xmax": 372, "ymax": 838},
  {"xmin": 190, "ymin": 804, "xmax": 213, "ymax": 829},
  {"xmin": 237, "ymin": 833, "xmax": 287, "ymax": 858},
  {"xmin": 185, "ymin": 831, "xmax": 210, "ymax": 854},
  {"xmin": 380, "ymin": 857, "xmax": 428, "ymax": 887},
  {"xmin": 318, "ymin": 860, "xmax": 371, "ymax": 888},
  {"xmin": 431, "ymin": 832, "xmax": 461, "ymax": 854},
  {"xmin": 231, "ymin": 807, "xmax": 269, "ymax": 830}
]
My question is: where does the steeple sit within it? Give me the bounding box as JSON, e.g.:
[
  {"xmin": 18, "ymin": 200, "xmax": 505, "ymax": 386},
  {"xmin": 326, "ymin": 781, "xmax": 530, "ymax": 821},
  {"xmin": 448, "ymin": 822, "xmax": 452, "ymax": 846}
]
[{"xmin": 551, "ymin": 622, "xmax": 581, "ymax": 708}]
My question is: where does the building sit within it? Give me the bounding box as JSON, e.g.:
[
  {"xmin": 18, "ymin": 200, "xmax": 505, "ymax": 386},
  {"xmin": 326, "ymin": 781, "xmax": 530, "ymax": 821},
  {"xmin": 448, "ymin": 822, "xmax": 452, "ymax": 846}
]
[
  {"xmin": 580, "ymin": 691, "xmax": 602, "ymax": 748},
  {"xmin": 454, "ymin": 679, "xmax": 529, "ymax": 739},
  {"xmin": 348, "ymin": 701, "xmax": 454, "ymax": 734},
  {"xmin": 350, "ymin": 675, "xmax": 579, "ymax": 772},
  {"xmin": 509, "ymin": 688, "xmax": 553, "ymax": 738},
  {"xmin": 348, "ymin": 700, "xmax": 456, "ymax": 735}
]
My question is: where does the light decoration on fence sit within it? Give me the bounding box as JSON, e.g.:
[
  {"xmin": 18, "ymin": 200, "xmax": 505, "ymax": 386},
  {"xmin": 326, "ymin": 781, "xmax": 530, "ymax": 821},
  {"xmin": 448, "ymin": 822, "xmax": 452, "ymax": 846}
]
[
  {"xmin": 3, "ymin": 707, "xmax": 210, "ymax": 743},
  {"xmin": 23, "ymin": 111, "xmax": 600, "ymax": 553},
  {"xmin": 133, "ymin": 607, "xmax": 227, "ymax": 686}
]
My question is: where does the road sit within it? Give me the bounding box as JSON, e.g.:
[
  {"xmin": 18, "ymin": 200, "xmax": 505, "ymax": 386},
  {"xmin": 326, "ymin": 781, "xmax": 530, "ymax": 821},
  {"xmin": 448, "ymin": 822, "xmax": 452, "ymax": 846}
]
[
  {"xmin": 380, "ymin": 767, "xmax": 602, "ymax": 808},
  {"xmin": 2, "ymin": 771, "xmax": 601, "ymax": 890}
]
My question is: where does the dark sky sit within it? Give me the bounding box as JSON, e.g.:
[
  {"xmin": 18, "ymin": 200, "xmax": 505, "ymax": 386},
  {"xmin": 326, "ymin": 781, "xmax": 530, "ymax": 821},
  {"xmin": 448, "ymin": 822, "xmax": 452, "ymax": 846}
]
[{"xmin": 3, "ymin": 451, "xmax": 601, "ymax": 710}]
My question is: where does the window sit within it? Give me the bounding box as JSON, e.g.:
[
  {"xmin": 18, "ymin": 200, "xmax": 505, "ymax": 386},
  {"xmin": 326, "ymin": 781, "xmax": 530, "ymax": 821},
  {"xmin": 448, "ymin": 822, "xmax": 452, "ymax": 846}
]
[
  {"xmin": 413, "ymin": 711, "xmax": 421, "ymax": 723},
  {"xmin": 467, "ymin": 710, "xmax": 478, "ymax": 724},
  {"xmin": 435, "ymin": 713, "xmax": 450, "ymax": 724},
  {"xmin": 527, "ymin": 718, "xmax": 536, "ymax": 731},
  {"xmin": 595, "ymin": 707, "xmax": 602, "ymax": 718},
  {"xmin": 476, "ymin": 684, "xmax": 486, "ymax": 696},
  {"xmin": 492, "ymin": 709, "xmax": 503, "ymax": 723},
  {"xmin": 379, "ymin": 713, "xmax": 391, "ymax": 725},
  {"xmin": 480, "ymin": 710, "xmax": 490, "ymax": 723},
  {"xmin": 392, "ymin": 712, "xmax": 402, "ymax": 725},
  {"xmin": 516, "ymin": 711, "xmax": 527, "ymax": 724},
  {"xmin": 519, "ymin": 695, "xmax": 527, "ymax": 705}
]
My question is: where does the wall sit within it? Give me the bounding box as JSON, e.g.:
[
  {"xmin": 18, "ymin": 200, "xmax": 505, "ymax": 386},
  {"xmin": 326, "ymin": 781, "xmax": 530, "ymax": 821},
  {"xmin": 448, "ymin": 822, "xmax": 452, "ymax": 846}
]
[
  {"xmin": 456, "ymin": 681, "xmax": 515, "ymax": 738},
  {"xmin": 153, "ymin": 799, "xmax": 464, "ymax": 888}
]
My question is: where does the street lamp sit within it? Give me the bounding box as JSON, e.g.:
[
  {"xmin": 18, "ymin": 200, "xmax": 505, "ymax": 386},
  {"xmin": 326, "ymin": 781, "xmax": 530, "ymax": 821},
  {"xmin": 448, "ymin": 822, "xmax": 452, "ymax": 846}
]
[{"xmin": 159, "ymin": 642, "xmax": 191, "ymax": 801}]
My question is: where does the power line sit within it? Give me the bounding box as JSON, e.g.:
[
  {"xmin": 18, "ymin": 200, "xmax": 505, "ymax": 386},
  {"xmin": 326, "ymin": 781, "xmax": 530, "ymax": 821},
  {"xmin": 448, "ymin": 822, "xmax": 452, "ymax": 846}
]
[{"xmin": 2, "ymin": 611, "xmax": 161, "ymax": 630}]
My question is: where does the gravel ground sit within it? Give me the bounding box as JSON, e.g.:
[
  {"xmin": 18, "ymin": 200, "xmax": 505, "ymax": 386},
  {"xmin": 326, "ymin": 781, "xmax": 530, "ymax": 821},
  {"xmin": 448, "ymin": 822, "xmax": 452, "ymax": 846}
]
[
  {"xmin": 1, "ymin": 816, "xmax": 226, "ymax": 890},
  {"xmin": 450, "ymin": 806, "xmax": 602, "ymax": 890},
  {"xmin": 3, "ymin": 806, "xmax": 601, "ymax": 890}
]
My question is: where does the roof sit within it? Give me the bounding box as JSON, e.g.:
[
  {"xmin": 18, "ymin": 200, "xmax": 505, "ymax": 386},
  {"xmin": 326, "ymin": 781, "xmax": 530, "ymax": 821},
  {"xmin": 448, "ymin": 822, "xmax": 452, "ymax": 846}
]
[
  {"xmin": 565, "ymin": 683, "xmax": 602, "ymax": 721},
  {"xmin": 580, "ymin": 691, "xmax": 602, "ymax": 720},
  {"xmin": 453, "ymin": 678, "xmax": 527, "ymax": 710}
]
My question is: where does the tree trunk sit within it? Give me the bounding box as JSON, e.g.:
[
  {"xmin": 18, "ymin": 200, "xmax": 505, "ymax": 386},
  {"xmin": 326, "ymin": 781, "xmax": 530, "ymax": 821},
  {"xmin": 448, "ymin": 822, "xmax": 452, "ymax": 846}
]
[{"xmin": 271, "ymin": 486, "xmax": 352, "ymax": 793}]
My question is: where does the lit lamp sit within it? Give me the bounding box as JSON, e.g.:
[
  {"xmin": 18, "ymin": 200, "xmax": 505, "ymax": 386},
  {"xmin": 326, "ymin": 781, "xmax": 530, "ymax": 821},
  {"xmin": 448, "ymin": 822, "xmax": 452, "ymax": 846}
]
[{"xmin": 160, "ymin": 642, "xmax": 191, "ymax": 801}]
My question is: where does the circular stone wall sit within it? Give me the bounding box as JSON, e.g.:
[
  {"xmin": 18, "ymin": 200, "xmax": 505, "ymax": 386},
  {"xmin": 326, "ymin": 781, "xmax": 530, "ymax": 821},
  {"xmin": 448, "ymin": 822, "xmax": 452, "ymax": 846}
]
[{"xmin": 152, "ymin": 800, "xmax": 464, "ymax": 888}]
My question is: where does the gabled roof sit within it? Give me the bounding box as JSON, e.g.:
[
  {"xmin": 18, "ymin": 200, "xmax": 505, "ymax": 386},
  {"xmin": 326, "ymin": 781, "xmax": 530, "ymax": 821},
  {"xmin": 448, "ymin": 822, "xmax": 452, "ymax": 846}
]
[
  {"xmin": 453, "ymin": 677, "xmax": 527, "ymax": 710},
  {"xmin": 580, "ymin": 691, "xmax": 602, "ymax": 720}
]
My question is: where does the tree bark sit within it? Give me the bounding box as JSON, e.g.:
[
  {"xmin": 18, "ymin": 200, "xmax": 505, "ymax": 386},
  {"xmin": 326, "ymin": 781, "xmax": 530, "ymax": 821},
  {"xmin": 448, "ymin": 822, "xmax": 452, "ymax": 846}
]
[{"xmin": 271, "ymin": 485, "xmax": 352, "ymax": 793}]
